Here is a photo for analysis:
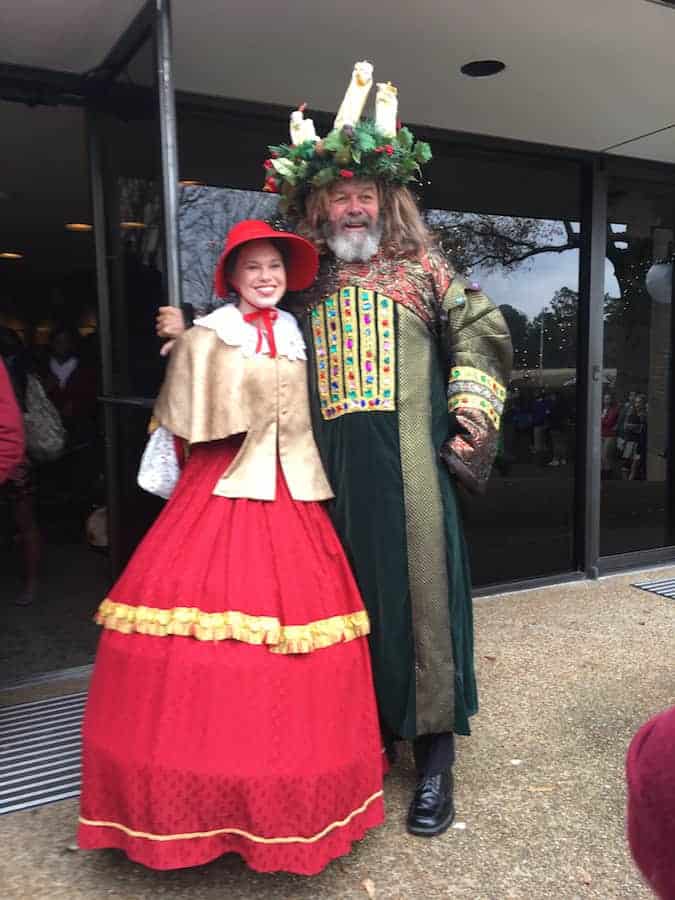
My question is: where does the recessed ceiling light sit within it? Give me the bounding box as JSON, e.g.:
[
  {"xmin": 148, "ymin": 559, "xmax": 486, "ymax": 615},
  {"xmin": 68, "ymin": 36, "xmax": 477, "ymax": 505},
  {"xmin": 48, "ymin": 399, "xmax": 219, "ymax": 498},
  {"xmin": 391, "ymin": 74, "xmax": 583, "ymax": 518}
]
[
  {"xmin": 120, "ymin": 221, "xmax": 146, "ymax": 230},
  {"xmin": 461, "ymin": 60, "xmax": 507, "ymax": 78},
  {"xmin": 65, "ymin": 223, "xmax": 93, "ymax": 232},
  {"xmin": 0, "ymin": 251, "xmax": 23, "ymax": 259}
]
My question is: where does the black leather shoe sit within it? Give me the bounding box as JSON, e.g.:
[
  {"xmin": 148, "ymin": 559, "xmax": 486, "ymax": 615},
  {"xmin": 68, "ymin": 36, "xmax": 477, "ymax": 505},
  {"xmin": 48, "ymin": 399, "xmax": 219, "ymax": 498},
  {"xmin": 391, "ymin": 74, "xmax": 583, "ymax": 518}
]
[{"xmin": 406, "ymin": 769, "xmax": 455, "ymax": 837}]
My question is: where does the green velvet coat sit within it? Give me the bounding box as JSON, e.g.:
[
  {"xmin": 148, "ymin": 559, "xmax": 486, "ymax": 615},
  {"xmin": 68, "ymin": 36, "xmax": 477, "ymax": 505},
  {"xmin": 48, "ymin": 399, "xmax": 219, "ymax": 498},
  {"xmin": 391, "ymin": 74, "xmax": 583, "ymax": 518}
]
[{"xmin": 299, "ymin": 249, "xmax": 512, "ymax": 739}]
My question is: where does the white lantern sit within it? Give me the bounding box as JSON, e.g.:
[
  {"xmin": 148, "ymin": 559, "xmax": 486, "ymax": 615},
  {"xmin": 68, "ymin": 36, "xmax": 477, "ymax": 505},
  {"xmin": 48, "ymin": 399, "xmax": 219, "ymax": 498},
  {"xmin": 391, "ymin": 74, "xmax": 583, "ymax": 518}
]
[{"xmin": 645, "ymin": 262, "xmax": 672, "ymax": 305}]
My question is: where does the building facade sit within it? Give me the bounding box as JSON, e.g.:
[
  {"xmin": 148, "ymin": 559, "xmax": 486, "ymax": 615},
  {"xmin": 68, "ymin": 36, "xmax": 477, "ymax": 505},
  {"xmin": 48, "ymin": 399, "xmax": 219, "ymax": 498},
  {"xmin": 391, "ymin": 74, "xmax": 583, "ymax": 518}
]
[{"xmin": 2, "ymin": 0, "xmax": 675, "ymax": 683}]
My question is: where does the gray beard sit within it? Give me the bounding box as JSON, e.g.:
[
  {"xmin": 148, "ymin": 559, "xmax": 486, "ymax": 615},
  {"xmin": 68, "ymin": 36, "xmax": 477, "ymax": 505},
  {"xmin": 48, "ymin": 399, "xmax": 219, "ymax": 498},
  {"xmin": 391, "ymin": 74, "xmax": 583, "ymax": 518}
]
[{"xmin": 325, "ymin": 222, "xmax": 382, "ymax": 263}]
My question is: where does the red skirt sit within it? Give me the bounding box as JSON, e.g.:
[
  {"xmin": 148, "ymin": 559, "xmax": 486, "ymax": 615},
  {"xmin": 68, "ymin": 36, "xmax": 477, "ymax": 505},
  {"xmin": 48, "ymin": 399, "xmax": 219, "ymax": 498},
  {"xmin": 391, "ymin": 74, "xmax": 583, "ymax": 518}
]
[{"xmin": 78, "ymin": 440, "xmax": 384, "ymax": 874}]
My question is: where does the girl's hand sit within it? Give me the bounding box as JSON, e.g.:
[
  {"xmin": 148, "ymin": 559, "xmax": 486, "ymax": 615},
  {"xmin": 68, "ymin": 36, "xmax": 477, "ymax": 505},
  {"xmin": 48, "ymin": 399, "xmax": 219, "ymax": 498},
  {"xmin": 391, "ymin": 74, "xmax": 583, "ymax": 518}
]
[{"xmin": 156, "ymin": 307, "xmax": 186, "ymax": 340}]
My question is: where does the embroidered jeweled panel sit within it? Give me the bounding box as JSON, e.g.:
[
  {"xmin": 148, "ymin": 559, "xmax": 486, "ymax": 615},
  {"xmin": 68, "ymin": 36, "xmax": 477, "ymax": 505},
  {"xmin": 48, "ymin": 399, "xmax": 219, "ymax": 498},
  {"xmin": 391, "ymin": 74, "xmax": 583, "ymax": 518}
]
[{"xmin": 311, "ymin": 287, "xmax": 396, "ymax": 421}]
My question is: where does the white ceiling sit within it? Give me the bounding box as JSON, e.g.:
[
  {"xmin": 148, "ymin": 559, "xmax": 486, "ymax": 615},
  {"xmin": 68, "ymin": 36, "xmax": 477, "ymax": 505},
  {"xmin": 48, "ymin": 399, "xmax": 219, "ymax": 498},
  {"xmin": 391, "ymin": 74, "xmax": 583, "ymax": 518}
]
[
  {"xmin": 3, "ymin": 0, "xmax": 675, "ymax": 279},
  {"xmin": 2, "ymin": 0, "xmax": 675, "ymax": 162},
  {"xmin": 0, "ymin": 1, "xmax": 144, "ymax": 73},
  {"xmin": 170, "ymin": 0, "xmax": 675, "ymax": 163}
]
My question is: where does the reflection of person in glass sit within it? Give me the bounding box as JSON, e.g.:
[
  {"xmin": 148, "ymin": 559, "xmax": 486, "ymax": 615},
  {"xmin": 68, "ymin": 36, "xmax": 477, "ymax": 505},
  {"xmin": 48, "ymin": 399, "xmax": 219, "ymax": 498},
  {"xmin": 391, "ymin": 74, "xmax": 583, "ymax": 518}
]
[
  {"xmin": 620, "ymin": 393, "xmax": 647, "ymax": 481},
  {"xmin": 42, "ymin": 326, "xmax": 97, "ymax": 445},
  {"xmin": 601, "ymin": 393, "xmax": 620, "ymax": 478},
  {"xmin": 627, "ymin": 394, "xmax": 648, "ymax": 481},
  {"xmin": 78, "ymin": 221, "xmax": 384, "ymax": 874}
]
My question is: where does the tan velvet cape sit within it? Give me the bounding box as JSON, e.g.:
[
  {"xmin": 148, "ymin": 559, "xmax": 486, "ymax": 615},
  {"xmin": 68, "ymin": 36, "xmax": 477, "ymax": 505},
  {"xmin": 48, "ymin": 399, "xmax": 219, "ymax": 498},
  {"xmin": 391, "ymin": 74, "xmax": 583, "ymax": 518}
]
[{"xmin": 153, "ymin": 325, "xmax": 334, "ymax": 502}]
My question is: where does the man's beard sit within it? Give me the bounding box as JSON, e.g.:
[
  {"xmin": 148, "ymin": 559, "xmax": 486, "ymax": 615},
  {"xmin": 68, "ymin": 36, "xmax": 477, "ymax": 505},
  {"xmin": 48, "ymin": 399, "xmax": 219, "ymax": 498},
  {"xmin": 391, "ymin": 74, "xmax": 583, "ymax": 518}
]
[{"xmin": 323, "ymin": 216, "xmax": 382, "ymax": 263}]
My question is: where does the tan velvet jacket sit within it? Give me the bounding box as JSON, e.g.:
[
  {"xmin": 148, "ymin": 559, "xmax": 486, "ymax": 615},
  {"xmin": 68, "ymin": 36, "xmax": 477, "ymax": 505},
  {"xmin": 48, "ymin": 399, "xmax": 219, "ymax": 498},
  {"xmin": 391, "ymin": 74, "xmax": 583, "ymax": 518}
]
[{"xmin": 153, "ymin": 322, "xmax": 334, "ymax": 502}]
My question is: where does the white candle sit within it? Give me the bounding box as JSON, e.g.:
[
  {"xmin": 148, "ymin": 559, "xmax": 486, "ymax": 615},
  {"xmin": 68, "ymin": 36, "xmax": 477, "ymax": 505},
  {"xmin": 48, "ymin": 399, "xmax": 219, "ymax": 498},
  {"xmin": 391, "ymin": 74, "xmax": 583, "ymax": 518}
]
[
  {"xmin": 334, "ymin": 61, "xmax": 373, "ymax": 131},
  {"xmin": 290, "ymin": 109, "xmax": 319, "ymax": 144},
  {"xmin": 301, "ymin": 117, "xmax": 318, "ymax": 142},
  {"xmin": 290, "ymin": 109, "xmax": 305, "ymax": 145},
  {"xmin": 375, "ymin": 82, "xmax": 398, "ymax": 137}
]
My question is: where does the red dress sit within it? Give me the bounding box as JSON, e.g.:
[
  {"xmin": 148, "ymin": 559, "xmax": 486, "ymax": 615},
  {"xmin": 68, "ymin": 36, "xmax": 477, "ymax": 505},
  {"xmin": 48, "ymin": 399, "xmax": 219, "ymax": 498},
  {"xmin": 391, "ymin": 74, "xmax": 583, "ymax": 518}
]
[{"xmin": 77, "ymin": 437, "xmax": 385, "ymax": 874}]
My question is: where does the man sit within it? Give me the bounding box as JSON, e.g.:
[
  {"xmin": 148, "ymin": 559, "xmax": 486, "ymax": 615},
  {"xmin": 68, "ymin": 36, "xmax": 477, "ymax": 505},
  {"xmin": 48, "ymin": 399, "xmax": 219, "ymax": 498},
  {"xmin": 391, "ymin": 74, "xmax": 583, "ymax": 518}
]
[
  {"xmin": 0, "ymin": 356, "xmax": 24, "ymax": 485},
  {"xmin": 158, "ymin": 99, "xmax": 512, "ymax": 838}
]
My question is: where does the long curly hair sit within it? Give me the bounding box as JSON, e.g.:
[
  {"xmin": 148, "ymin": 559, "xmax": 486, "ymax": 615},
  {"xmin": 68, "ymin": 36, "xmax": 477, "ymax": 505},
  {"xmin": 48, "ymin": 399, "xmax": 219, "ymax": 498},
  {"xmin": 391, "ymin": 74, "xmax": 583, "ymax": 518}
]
[{"xmin": 296, "ymin": 181, "xmax": 432, "ymax": 259}]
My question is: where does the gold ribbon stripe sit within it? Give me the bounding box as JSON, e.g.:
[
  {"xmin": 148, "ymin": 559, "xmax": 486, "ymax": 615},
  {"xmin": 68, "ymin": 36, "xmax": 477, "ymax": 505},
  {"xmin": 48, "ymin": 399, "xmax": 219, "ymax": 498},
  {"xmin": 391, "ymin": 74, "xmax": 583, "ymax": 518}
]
[
  {"xmin": 95, "ymin": 600, "xmax": 370, "ymax": 654},
  {"xmin": 78, "ymin": 790, "xmax": 383, "ymax": 845}
]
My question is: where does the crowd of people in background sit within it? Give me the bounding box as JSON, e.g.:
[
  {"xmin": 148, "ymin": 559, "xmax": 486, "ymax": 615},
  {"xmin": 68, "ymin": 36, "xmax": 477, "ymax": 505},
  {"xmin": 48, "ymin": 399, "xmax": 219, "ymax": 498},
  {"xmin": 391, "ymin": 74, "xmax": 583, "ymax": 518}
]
[
  {"xmin": 495, "ymin": 382, "xmax": 650, "ymax": 481},
  {"xmin": 498, "ymin": 385, "xmax": 575, "ymax": 474},
  {"xmin": 0, "ymin": 324, "xmax": 101, "ymax": 606}
]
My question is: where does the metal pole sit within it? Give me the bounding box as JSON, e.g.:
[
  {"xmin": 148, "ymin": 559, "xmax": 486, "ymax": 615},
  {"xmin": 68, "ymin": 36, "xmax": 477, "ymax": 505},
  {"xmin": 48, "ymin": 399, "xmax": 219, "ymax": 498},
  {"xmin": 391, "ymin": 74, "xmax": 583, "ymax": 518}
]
[
  {"xmin": 155, "ymin": 0, "xmax": 182, "ymax": 308},
  {"xmin": 577, "ymin": 161, "xmax": 608, "ymax": 578}
]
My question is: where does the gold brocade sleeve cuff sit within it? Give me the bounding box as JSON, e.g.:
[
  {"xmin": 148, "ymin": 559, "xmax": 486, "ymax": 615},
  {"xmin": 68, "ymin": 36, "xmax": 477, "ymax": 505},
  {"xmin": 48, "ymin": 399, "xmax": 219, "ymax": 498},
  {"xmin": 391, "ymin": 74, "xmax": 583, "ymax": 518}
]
[{"xmin": 447, "ymin": 365, "xmax": 506, "ymax": 431}]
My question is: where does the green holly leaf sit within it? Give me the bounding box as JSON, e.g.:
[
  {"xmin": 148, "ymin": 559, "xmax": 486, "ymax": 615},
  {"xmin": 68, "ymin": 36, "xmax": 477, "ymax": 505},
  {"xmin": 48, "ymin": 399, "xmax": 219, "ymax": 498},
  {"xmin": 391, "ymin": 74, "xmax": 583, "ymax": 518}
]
[
  {"xmin": 271, "ymin": 158, "xmax": 298, "ymax": 183},
  {"xmin": 268, "ymin": 144, "xmax": 288, "ymax": 158},
  {"xmin": 396, "ymin": 127, "xmax": 414, "ymax": 150},
  {"xmin": 399, "ymin": 156, "xmax": 418, "ymax": 176},
  {"xmin": 297, "ymin": 142, "xmax": 317, "ymax": 161},
  {"xmin": 356, "ymin": 131, "xmax": 377, "ymax": 153},
  {"xmin": 414, "ymin": 141, "xmax": 432, "ymax": 164},
  {"xmin": 322, "ymin": 130, "xmax": 347, "ymax": 152},
  {"xmin": 312, "ymin": 167, "xmax": 337, "ymax": 187}
]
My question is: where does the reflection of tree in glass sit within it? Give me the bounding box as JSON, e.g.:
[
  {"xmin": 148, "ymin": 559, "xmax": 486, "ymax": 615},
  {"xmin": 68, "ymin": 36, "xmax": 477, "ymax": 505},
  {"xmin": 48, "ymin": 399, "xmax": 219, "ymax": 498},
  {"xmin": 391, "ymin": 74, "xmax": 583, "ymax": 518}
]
[
  {"xmin": 426, "ymin": 211, "xmax": 654, "ymax": 395},
  {"xmin": 178, "ymin": 186, "xmax": 279, "ymax": 316},
  {"xmin": 118, "ymin": 177, "xmax": 162, "ymax": 269},
  {"xmin": 498, "ymin": 304, "xmax": 530, "ymax": 370},
  {"xmin": 426, "ymin": 212, "xmax": 568, "ymax": 276}
]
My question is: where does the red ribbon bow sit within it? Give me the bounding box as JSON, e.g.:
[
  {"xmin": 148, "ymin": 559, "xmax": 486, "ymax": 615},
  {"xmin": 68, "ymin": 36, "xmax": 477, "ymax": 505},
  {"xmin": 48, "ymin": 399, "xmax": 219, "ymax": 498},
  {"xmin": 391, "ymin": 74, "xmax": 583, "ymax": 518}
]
[{"xmin": 243, "ymin": 307, "xmax": 279, "ymax": 358}]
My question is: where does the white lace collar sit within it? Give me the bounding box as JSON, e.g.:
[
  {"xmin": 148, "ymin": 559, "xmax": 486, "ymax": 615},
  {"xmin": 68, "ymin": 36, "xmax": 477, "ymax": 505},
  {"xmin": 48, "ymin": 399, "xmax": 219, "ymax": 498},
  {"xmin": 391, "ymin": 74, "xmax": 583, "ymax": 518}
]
[{"xmin": 194, "ymin": 303, "xmax": 306, "ymax": 361}]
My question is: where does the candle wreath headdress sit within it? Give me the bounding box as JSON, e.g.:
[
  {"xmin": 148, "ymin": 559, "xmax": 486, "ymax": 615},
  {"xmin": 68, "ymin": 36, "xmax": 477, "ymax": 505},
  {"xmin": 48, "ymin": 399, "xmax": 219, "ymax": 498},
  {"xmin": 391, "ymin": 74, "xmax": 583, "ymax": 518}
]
[{"xmin": 262, "ymin": 61, "xmax": 432, "ymax": 216}]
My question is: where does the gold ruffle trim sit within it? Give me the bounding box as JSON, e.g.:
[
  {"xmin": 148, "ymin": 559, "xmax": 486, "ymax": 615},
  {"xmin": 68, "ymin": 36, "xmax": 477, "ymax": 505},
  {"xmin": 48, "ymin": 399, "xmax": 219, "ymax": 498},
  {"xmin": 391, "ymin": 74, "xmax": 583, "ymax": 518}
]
[
  {"xmin": 95, "ymin": 599, "xmax": 370, "ymax": 654},
  {"xmin": 78, "ymin": 789, "xmax": 383, "ymax": 845}
]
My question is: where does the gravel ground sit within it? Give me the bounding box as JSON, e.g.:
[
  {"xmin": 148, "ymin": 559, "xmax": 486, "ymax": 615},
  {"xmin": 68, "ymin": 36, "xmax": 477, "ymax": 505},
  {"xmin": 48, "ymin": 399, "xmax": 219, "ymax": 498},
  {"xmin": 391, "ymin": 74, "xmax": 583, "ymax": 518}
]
[{"xmin": 2, "ymin": 566, "xmax": 673, "ymax": 900}]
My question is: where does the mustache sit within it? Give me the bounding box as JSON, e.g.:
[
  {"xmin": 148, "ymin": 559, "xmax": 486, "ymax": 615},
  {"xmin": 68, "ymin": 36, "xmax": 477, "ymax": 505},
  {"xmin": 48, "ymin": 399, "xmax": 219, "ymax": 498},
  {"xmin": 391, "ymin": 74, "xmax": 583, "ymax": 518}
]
[{"xmin": 337, "ymin": 212, "xmax": 374, "ymax": 228}]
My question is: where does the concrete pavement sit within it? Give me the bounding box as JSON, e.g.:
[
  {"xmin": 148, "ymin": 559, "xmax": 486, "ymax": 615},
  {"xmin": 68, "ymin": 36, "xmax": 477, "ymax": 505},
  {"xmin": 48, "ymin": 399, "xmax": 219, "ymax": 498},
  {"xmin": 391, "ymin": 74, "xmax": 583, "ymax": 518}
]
[{"xmin": 2, "ymin": 566, "xmax": 673, "ymax": 899}]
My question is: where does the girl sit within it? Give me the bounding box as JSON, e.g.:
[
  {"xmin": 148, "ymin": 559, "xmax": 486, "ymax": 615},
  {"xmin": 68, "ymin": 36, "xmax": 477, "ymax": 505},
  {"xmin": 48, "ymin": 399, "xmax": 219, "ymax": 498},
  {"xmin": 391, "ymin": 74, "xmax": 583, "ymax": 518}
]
[{"xmin": 77, "ymin": 221, "xmax": 384, "ymax": 874}]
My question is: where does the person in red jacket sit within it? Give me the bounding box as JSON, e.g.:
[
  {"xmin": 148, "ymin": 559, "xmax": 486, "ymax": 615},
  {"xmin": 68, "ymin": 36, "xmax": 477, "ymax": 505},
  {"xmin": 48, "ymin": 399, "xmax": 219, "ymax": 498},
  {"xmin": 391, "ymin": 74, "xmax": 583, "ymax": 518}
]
[
  {"xmin": 626, "ymin": 705, "xmax": 675, "ymax": 899},
  {"xmin": 0, "ymin": 356, "xmax": 24, "ymax": 485}
]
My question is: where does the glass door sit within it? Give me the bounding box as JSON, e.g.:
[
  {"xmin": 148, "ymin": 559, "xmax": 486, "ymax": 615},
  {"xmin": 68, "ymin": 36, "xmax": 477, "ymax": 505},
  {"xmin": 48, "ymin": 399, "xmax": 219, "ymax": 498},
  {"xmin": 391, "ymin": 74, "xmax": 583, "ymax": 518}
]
[
  {"xmin": 425, "ymin": 150, "xmax": 583, "ymax": 586},
  {"xmin": 599, "ymin": 177, "xmax": 675, "ymax": 558},
  {"xmin": 88, "ymin": 19, "xmax": 170, "ymax": 575}
]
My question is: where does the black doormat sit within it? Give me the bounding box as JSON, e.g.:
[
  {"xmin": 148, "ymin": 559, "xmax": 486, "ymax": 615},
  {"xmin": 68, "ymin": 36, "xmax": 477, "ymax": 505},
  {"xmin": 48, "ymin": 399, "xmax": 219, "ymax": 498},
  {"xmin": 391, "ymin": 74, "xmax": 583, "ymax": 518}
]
[
  {"xmin": 0, "ymin": 691, "xmax": 86, "ymax": 815},
  {"xmin": 632, "ymin": 577, "xmax": 675, "ymax": 599}
]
